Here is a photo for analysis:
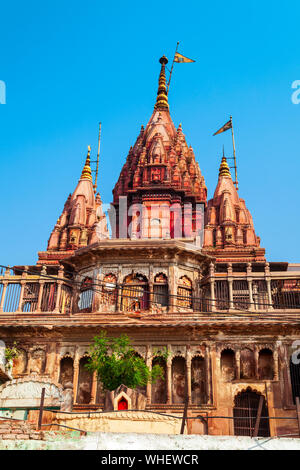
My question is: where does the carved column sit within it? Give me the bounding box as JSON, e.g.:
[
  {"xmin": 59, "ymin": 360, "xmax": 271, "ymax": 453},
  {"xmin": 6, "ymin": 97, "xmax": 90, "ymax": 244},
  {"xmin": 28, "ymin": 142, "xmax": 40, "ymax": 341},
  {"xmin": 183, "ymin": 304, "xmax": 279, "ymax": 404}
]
[
  {"xmin": 265, "ymin": 263, "xmax": 273, "ymax": 310},
  {"xmin": 90, "ymin": 371, "xmax": 98, "ymax": 404},
  {"xmin": 116, "ymin": 267, "xmax": 122, "ymax": 312},
  {"xmin": 146, "ymin": 344, "xmax": 152, "ymax": 405},
  {"xmin": 273, "ymin": 349, "xmax": 279, "ymax": 381},
  {"xmin": 54, "ymin": 266, "xmax": 64, "ymax": 313},
  {"xmin": 205, "ymin": 345, "xmax": 212, "ymax": 405},
  {"xmin": 166, "ymin": 348, "xmax": 172, "ymax": 404},
  {"xmin": 254, "ymin": 345, "xmax": 259, "ymax": 379},
  {"xmin": 169, "ymin": 264, "xmax": 177, "ymax": 312},
  {"xmin": 247, "ymin": 263, "xmax": 254, "ymax": 312},
  {"xmin": 186, "ymin": 350, "xmax": 192, "ymax": 404},
  {"xmin": 209, "ymin": 262, "xmax": 215, "ymax": 312},
  {"xmin": 73, "ymin": 350, "xmax": 80, "ymax": 404}
]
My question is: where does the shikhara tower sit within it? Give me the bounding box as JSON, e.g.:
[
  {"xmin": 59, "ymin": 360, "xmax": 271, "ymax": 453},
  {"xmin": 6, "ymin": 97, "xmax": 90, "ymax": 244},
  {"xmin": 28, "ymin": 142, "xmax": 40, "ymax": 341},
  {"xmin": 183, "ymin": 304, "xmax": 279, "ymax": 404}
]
[{"xmin": 0, "ymin": 55, "xmax": 299, "ymax": 439}]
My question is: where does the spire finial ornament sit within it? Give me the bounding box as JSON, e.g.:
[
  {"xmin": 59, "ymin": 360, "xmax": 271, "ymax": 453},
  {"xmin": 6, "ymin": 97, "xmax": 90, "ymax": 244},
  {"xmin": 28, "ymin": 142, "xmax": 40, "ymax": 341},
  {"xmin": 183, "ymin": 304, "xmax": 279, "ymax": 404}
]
[
  {"xmin": 154, "ymin": 56, "xmax": 169, "ymax": 111},
  {"xmin": 219, "ymin": 151, "xmax": 231, "ymax": 178},
  {"xmin": 80, "ymin": 145, "xmax": 93, "ymax": 181}
]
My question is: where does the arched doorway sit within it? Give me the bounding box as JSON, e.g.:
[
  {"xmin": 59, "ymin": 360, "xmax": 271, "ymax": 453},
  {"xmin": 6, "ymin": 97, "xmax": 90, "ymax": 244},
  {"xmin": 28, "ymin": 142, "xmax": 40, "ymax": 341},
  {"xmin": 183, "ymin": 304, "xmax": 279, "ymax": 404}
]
[
  {"xmin": 233, "ymin": 388, "xmax": 270, "ymax": 437},
  {"xmin": 290, "ymin": 357, "xmax": 300, "ymax": 404},
  {"xmin": 118, "ymin": 397, "xmax": 128, "ymax": 410}
]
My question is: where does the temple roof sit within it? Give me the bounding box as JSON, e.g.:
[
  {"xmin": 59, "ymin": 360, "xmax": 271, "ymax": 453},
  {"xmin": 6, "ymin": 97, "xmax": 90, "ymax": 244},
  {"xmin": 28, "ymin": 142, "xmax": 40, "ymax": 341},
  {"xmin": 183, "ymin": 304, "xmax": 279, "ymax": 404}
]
[{"xmin": 112, "ymin": 57, "xmax": 207, "ymax": 205}]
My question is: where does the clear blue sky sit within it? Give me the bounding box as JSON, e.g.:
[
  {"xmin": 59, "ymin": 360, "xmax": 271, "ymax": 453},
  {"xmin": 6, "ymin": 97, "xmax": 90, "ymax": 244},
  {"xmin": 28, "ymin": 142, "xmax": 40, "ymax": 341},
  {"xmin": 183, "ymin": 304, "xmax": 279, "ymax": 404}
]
[{"xmin": 1, "ymin": 0, "xmax": 299, "ymax": 266}]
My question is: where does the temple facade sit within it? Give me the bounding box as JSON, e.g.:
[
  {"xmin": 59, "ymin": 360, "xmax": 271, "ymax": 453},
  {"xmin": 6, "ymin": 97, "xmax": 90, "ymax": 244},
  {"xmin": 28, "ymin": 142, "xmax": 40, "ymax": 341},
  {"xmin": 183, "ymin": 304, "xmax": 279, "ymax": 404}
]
[{"xmin": 0, "ymin": 56, "xmax": 300, "ymax": 437}]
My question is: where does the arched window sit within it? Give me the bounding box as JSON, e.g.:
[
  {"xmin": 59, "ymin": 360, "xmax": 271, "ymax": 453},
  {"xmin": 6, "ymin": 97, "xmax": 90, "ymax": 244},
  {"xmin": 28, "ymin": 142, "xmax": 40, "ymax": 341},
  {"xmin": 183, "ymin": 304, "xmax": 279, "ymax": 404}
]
[
  {"xmin": 240, "ymin": 348, "xmax": 255, "ymax": 379},
  {"xmin": 121, "ymin": 273, "xmax": 149, "ymax": 312},
  {"xmin": 290, "ymin": 356, "xmax": 300, "ymax": 404},
  {"xmin": 153, "ymin": 273, "xmax": 169, "ymax": 307},
  {"xmin": 177, "ymin": 276, "xmax": 193, "ymax": 309},
  {"xmin": 78, "ymin": 277, "xmax": 94, "ymax": 311},
  {"xmin": 258, "ymin": 349, "xmax": 274, "ymax": 380},
  {"xmin": 172, "ymin": 356, "xmax": 186, "ymax": 404},
  {"xmin": 191, "ymin": 356, "xmax": 206, "ymax": 404},
  {"xmin": 102, "ymin": 273, "xmax": 117, "ymax": 306},
  {"xmin": 221, "ymin": 349, "xmax": 236, "ymax": 381},
  {"xmin": 233, "ymin": 388, "xmax": 270, "ymax": 437},
  {"xmin": 151, "ymin": 357, "xmax": 167, "ymax": 404},
  {"xmin": 76, "ymin": 356, "xmax": 93, "ymax": 404},
  {"xmin": 59, "ymin": 357, "xmax": 74, "ymax": 388}
]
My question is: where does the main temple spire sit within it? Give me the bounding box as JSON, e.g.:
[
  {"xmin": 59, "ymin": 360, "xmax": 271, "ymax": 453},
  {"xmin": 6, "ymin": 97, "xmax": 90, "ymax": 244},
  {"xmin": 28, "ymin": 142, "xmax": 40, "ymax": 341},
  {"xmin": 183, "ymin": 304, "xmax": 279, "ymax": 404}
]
[
  {"xmin": 154, "ymin": 56, "xmax": 169, "ymax": 111},
  {"xmin": 80, "ymin": 145, "xmax": 93, "ymax": 181},
  {"xmin": 219, "ymin": 150, "xmax": 231, "ymax": 178}
]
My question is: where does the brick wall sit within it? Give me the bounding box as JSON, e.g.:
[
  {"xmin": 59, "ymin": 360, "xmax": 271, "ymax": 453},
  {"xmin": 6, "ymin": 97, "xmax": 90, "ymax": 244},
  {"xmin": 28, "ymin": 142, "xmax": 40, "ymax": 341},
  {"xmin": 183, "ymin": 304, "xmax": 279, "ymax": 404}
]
[{"xmin": 0, "ymin": 419, "xmax": 45, "ymax": 440}]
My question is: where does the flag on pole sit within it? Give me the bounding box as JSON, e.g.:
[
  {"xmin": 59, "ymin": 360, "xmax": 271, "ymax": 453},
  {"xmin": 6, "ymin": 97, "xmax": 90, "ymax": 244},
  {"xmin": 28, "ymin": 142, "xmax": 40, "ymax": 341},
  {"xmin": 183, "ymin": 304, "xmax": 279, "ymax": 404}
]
[
  {"xmin": 174, "ymin": 52, "xmax": 195, "ymax": 63},
  {"xmin": 213, "ymin": 119, "xmax": 232, "ymax": 136}
]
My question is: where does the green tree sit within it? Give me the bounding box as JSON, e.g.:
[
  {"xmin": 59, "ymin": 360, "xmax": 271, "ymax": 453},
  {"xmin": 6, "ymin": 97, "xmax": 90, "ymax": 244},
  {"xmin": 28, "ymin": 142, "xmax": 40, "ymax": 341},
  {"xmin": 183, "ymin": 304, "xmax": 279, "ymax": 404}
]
[{"xmin": 86, "ymin": 331, "xmax": 168, "ymax": 392}]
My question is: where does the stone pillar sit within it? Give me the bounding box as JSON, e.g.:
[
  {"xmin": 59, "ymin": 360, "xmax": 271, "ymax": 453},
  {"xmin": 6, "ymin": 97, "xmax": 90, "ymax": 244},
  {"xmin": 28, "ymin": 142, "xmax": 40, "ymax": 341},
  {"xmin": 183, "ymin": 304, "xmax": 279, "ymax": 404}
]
[
  {"xmin": 36, "ymin": 281, "xmax": 45, "ymax": 313},
  {"xmin": 186, "ymin": 350, "xmax": 192, "ymax": 404},
  {"xmin": 265, "ymin": 263, "xmax": 273, "ymax": 311},
  {"xmin": 16, "ymin": 267, "xmax": 28, "ymax": 313},
  {"xmin": 166, "ymin": 350, "xmax": 172, "ymax": 404},
  {"xmin": 90, "ymin": 371, "xmax": 98, "ymax": 404},
  {"xmin": 247, "ymin": 263, "xmax": 254, "ymax": 312},
  {"xmin": 205, "ymin": 346, "xmax": 212, "ymax": 405},
  {"xmin": 54, "ymin": 266, "xmax": 64, "ymax": 313},
  {"xmin": 0, "ymin": 282, "xmax": 8, "ymax": 312},
  {"xmin": 254, "ymin": 345, "xmax": 259, "ymax": 379},
  {"xmin": 117, "ymin": 268, "xmax": 122, "ymax": 312},
  {"xmin": 209, "ymin": 262, "xmax": 215, "ymax": 312},
  {"xmin": 169, "ymin": 264, "xmax": 177, "ymax": 312},
  {"xmin": 73, "ymin": 350, "xmax": 80, "ymax": 404},
  {"xmin": 228, "ymin": 279, "xmax": 233, "ymax": 310},
  {"xmin": 273, "ymin": 349, "xmax": 279, "ymax": 381},
  {"xmin": 227, "ymin": 263, "xmax": 233, "ymax": 310},
  {"xmin": 235, "ymin": 350, "xmax": 240, "ymax": 380},
  {"xmin": 146, "ymin": 345, "xmax": 152, "ymax": 405}
]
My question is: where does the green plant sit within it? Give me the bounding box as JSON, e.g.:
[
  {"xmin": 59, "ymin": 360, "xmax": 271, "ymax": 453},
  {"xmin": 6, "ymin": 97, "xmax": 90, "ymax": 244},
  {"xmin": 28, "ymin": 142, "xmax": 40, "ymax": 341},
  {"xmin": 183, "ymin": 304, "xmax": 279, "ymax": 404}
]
[
  {"xmin": 5, "ymin": 341, "xmax": 20, "ymax": 363},
  {"xmin": 86, "ymin": 331, "xmax": 169, "ymax": 392}
]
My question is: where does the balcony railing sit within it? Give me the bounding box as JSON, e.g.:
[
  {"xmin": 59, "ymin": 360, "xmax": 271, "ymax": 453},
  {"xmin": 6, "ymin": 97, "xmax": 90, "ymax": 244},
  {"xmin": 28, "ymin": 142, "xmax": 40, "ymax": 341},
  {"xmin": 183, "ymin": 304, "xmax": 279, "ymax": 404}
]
[{"xmin": 0, "ymin": 264, "xmax": 299, "ymax": 315}]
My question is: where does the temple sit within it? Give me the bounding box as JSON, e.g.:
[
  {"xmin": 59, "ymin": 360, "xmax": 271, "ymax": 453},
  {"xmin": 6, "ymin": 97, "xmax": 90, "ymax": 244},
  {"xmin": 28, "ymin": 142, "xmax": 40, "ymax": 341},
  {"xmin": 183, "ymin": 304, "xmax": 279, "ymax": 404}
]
[{"xmin": 0, "ymin": 56, "xmax": 300, "ymax": 438}]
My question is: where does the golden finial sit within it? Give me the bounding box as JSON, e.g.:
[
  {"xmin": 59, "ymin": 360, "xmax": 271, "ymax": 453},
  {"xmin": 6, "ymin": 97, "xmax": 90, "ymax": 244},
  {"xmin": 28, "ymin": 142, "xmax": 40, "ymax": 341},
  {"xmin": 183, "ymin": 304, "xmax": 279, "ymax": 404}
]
[
  {"xmin": 80, "ymin": 145, "xmax": 93, "ymax": 181},
  {"xmin": 219, "ymin": 149, "xmax": 231, "ymax": 178},
  {"xmin": 154, "ymin": 56, "xmax": 169, "ymax": 111}
]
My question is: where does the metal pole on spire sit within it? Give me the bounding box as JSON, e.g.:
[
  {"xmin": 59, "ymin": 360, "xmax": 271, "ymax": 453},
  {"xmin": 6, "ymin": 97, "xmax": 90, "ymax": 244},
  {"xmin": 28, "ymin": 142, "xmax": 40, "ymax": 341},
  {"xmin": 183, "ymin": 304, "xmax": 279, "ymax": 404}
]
[
  {"xmin": 167, "ymin": 41, "xmax": 180, "ymax": 95},
  {"xmin": 94, "ymin": 122, "xmax": 102, "ymax": 194},
  {"xmin": 230, "ymin": 116, "xmax": 239, "ymax": 190}
]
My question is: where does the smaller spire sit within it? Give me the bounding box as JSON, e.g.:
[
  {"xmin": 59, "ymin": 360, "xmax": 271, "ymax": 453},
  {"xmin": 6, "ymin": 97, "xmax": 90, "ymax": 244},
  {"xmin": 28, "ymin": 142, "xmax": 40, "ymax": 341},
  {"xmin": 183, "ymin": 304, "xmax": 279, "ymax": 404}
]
[
  {"xmin": 154, "ymin": 56, "xmax": 169, "ymax": 111},
  {"xmin": 80, "ymin": 145, "xmax": 93, "ymax": 181},
  {"xmin": 219, "ymin": 150, "xmax": 231, "ymax": 178}
]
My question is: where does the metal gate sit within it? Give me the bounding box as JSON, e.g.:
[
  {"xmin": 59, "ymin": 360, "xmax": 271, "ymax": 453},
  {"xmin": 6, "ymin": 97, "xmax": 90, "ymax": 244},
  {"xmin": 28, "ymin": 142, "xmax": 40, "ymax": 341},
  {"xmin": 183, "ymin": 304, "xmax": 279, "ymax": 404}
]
[{"xmin": 233, "ymin": 389, "xmax": 270, "ymax": 437}]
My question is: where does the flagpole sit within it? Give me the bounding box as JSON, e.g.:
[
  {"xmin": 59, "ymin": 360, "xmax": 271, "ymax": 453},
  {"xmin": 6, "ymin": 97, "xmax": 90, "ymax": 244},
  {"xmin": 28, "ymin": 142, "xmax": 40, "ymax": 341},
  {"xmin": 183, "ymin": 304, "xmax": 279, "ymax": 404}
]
[
  {"xmin": 94, "ymin": 122, "xmax": 102, "ymax": 194},
  {"xmin": 230, "ymin": 116, "xmax": 238, "ymax": 190},
  {"xmin": 167, "ymin": 41, "xmax": 180, "ymax": 95}
]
